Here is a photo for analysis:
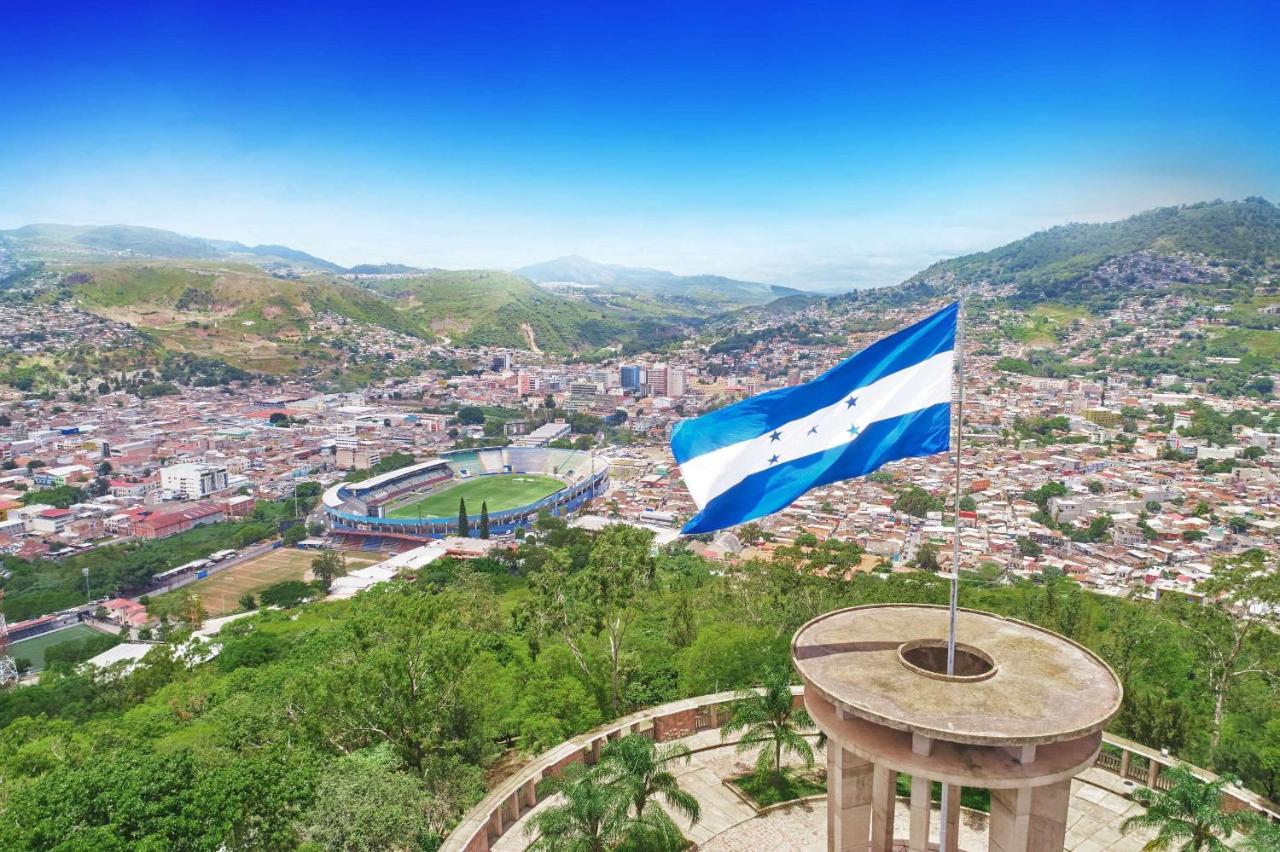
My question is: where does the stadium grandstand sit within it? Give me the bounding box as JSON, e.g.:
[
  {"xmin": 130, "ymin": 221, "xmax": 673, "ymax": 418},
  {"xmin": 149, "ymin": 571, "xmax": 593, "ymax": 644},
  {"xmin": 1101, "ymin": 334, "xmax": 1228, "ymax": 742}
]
[{"xmin": 321, "ymin": 448, "xmax": 609, "ymax": 545}]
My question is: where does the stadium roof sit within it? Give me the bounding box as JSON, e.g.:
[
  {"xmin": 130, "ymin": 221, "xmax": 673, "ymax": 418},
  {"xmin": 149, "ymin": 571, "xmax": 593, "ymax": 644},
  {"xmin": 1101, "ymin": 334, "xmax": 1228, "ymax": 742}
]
[{"xmin": 323, "ymin": 459, "xmax": 447, "ymax": 508}]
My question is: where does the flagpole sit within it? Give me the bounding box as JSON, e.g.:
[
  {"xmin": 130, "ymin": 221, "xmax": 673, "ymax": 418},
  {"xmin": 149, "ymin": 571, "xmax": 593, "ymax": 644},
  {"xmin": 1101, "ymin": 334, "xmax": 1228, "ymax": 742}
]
[
  {"xmin": 947, "ymin": 291, "xmax": 964, "ymax": 673},
  {"xmin": 940, "ymin": 289, "xmax": 965, "ymax": 852}
]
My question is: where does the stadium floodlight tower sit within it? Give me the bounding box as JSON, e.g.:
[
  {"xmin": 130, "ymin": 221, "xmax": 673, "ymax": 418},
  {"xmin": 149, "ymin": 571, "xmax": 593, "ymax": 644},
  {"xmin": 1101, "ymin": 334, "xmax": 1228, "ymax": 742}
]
[
  {"xmin": 0, "ymin": 591, "xmax": 19, "ymax": 685},
  {"xmin": 793, "ymin": 604, "xmax": 1122, "ymax": 852}
]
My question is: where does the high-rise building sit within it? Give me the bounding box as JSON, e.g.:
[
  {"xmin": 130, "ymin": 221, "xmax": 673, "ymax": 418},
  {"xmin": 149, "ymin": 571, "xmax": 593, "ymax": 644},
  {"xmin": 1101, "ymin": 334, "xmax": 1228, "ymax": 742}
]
[
  {"xmin": 620, "ymin": 365, "xmax": 643, "ymax": 390},
  {"xmin": 667, "ymin": 365, "xmax": 686, "ymax": 397}
]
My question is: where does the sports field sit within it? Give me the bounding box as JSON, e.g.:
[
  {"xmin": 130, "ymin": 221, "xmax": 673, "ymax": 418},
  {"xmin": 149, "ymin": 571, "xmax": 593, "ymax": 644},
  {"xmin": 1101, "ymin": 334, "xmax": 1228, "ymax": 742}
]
[
  {"xmin": 9, "ymin": 623, "xmax": 102, "ymax": 670},
  {"xmin": 387, "ymin": 474, "xmax": 564, "ymax": 518},
  {"xmin": 166, "ymin": 548, "xmax": 383, "ymax": 616}
]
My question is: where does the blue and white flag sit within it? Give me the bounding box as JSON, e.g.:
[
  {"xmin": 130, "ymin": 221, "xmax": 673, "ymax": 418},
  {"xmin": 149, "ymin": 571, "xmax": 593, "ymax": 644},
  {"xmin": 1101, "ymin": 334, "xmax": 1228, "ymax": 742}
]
[{"xmin": 671, "ymin": 302, "xmax": 957, "ymax": 534}]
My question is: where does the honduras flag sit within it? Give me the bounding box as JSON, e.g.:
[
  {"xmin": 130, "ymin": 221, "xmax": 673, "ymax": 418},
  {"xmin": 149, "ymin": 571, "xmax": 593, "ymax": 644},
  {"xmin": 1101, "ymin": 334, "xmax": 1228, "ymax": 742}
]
[{"xmin": 672, "ymin": 302, "xmax": 957, "ymax": 535}]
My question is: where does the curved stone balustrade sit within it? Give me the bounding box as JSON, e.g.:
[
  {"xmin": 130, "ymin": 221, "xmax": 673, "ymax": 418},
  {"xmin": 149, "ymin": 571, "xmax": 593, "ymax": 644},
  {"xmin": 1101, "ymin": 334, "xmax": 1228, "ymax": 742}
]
[{"xmin": 440, "ymin": 687, "xmax": 1278, "ymax": 852}]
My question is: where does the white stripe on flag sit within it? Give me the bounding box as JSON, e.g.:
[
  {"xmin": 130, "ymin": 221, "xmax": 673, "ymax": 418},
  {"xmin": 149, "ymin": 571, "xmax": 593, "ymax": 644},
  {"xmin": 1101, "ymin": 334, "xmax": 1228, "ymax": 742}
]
[{"xmin": 679, "ymin": 350, "xmax": 953, "ymax": 508}]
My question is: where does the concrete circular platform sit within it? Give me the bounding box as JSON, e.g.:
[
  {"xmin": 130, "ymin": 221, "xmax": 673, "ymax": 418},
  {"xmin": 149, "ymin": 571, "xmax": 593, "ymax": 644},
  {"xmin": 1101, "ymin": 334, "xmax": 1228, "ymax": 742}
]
[{"xmin": 792, "ymin": 604, "xmax": 1123, "ymax": 746}]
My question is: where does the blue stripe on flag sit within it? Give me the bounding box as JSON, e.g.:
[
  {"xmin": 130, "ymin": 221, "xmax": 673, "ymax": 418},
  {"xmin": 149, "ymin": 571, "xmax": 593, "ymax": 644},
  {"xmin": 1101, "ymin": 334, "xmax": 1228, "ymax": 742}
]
[
  {"xmin": 681, "ymin": 401, "xmax": 951, "ymax": 534},
  {"xmin": 671, "ymin": 302, "xmax": 957, "ymax": 464}
]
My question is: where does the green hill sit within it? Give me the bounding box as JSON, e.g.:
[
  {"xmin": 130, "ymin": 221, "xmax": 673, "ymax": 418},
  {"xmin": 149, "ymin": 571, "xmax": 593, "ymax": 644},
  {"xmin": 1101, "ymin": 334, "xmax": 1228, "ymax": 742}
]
[
  {"xmin": 365, "ymin": 270, "xmax": 641, "ymax": 352},
  {"xmin": 0, "ymin": 224, "xmax": 344, "ymax": 272},
  {"xmin": 66, "ymin": 262, "xmax": 424, "ymax": 373},
  {"xmin": 908, "ymin": 198, "xmax": 1280, "ymax": 306},
  {"xmin": 516, "ymin": 254, "xmax": 801, "ymax": 307}
]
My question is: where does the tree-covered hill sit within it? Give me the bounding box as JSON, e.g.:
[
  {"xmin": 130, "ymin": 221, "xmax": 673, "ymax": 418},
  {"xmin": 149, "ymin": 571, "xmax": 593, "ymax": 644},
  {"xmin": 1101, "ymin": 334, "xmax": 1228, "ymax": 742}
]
[
  {"xmin": 907, "ymin": 198, "xmax": 1280, "ymax": 307},
  {"xmin": 364, "ymin": 269, "xmax": 682, "ymax": 353},
  {"xmin": 0, "ymin": 524, "xmax": 1273, "ymax": 850}
]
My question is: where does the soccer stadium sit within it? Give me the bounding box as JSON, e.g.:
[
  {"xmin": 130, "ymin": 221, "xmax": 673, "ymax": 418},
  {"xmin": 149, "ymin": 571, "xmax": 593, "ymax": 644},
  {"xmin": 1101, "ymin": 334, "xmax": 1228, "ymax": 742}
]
[{"xmin": 321, "ymin": 447, "xmax": 609, "ymax": 545}]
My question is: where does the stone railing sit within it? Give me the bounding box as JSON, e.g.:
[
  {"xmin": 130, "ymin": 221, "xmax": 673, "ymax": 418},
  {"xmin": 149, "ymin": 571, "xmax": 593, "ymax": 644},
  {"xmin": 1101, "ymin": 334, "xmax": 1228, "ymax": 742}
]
[
  {"xmin": 440, "ymin": 687, "xmax": 1279, "ymax": 852},
  {"xmin": 1094, "ymin": 731, "xmax": 1280, "ymax": 822}
]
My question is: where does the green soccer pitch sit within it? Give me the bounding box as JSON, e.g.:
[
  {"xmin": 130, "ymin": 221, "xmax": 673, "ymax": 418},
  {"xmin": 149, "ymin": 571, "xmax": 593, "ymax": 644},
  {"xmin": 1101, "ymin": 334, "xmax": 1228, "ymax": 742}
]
[{"xmin": 386, "ymin": 474, "xmax": 565, "ymax": 518}]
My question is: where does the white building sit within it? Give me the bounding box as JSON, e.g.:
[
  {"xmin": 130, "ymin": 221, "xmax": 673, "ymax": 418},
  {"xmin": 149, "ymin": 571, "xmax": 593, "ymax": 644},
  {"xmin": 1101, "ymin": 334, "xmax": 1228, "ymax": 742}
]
[{"xmin": 159, "ymin": 463, "xmax": 229, "ymax": 500}]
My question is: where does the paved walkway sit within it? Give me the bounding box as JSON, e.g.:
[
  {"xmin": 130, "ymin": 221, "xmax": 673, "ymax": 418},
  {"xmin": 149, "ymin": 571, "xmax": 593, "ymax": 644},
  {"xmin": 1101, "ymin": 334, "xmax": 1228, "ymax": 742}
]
[{"xmin": 494, "ymin": 732, "xmax": 1184, "ymax": 852}]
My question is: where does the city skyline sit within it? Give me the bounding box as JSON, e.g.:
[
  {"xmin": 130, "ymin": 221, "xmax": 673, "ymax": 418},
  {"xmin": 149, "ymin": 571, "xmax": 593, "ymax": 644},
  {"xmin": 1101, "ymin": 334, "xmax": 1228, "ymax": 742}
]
[{"xmin": 4, "ymin": 1, "xmax": 1278, "ymax": 288}]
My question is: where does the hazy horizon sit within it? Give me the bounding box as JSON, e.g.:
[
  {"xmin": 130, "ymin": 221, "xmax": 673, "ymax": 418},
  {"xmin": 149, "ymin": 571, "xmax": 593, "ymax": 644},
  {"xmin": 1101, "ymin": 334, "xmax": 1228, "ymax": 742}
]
[{"xmin": 4, "ymin": 1, "xmax": 1277, "ymax": 289}]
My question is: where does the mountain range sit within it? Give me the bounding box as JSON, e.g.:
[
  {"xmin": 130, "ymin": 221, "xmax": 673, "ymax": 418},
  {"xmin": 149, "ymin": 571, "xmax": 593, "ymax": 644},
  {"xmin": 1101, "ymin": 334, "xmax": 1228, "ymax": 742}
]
[
  {"xmin": 0, "ymin": 224, "xmax": 345, "ymax": 272},
  {"xmin": 515, "ymin": 254, "xmax": 802, "ymax": 306},
  {"xmin": 3, "ymin": 197, "xmax": 1277, "ymax": 375},
  {"xmin": 0, "ymin": 225, "xmax": 800, "ymax": 308}
]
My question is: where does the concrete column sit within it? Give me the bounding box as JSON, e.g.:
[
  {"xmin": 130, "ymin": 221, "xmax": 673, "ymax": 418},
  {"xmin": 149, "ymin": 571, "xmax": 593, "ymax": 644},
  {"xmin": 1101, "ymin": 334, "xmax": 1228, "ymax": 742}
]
[
  {"xmin": 870, "ymin": 764, "xmax": 896, "ymax": 852},
  {"xmin": 940, "ymin": 784, "xmax": 961, "ymax": 852},
  {"xmin": 990, "ymin": 779, "xmax": 1071, "ymax": 852},
  {"xmin": 827, "ymin": 746, "xmax": 873, "ymax": 852},
  {"xmin": 1119, "ymin": 749, "xmax": 1131, "ymax": 778},
  {"xmin": 504, "ymin": 793, "xmax": 519, "ymax": 825},
  {"xmin": 522, "ymin": 778, "xmax": 538, "ymax": 809},
  {"xmin": 909, "ymin": 775, "xmax": 931, "ymax": 852},
  {"xmin": 1147, "ymin": 759, "xmax": 1161, "ymax": 788}
]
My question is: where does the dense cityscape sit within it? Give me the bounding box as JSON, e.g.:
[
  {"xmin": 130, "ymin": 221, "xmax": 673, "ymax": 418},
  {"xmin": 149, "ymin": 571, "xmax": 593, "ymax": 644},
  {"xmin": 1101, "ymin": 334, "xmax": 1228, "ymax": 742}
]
[{"xmin": 4, "ymin": 2, "xmax": 1280, "ymax": 849}]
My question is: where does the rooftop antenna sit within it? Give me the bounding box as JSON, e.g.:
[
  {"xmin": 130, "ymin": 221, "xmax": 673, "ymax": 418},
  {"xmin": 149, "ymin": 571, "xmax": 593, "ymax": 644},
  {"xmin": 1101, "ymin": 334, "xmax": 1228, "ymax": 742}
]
[{"xmin": 940, "ymin": 285, "xmax": 966, "ymax": 852}]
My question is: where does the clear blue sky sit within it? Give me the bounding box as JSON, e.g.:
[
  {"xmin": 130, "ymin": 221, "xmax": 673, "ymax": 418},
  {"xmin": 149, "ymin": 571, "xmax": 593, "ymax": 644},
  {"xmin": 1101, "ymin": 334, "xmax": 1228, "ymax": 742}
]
[{"xmin": 2, "ymin": 1, "xmax": 1277, "ymax": 288}]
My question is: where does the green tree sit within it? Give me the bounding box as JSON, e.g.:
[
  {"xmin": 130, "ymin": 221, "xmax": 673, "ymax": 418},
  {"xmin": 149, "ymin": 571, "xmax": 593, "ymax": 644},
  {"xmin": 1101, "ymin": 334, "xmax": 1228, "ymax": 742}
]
[
  {"xmin": 456, "ymin": 406, "xmax": 485, "ymax": 425},
  {"xmin": 1187, "ymin": 551, "xmax": 1280, "ymax": 753},
  {"xmin": 314, "ymin": 586, "xmax": 499, "ymax": 779},
  {"xmin": 19, "ymin": 485, "xmax": 84, "ymax": 509},
  {"xmin": 282, "ymin": 524, "xmax": 307, "ymax": 546},
  {"xmin": 238, "ymin": 592, "xmax": 257, "ymax": 611},
  {"xmin": 299, "ymin": 746, "xmax": 436, "ymax": 852},
  {"xmin": 1016, "ymin": 536, "xmax": 1043, "ymax": 557},
  {"xmin": 598, "ymin": 734, "xmax": 700, "ymax": 840},
  {"xmin": 458, "ymin": 497, "xmax": 470, "ymax": 537},
  {"xmin": 260, "ymin": 580, "xmax": 313, "ymax": 607},
  {"xmin": 914, "ymin": 541, "xmax": 940, "ymax": 572},
  {"xmin": 893, "ymin": 485, "xmax": 943, "ymax": 518},
  {"xmin": 311, "ymin": 550, "xmax": 348, "ymax": 591},
  {"xmin": 524, "ymin": 762, "xmax": 627, "ymax": 852},
  {"xmin": 479, "ymin": 501, "xmax": 490, "ymax": 539},
  {"xmin": 1120, "ymin": 764, "xmax": 1261, "ymax": 851},
  {"xmin": 1244, "ymin": 820, "xmax": 1280, "ymax": 851},
  {"xmin": 720, "ymin": 667, "xmax": 815, "ymax": 779},
  {"xmin": 524, "ymin": 524, "xmax": 656, "ymax": 714}
]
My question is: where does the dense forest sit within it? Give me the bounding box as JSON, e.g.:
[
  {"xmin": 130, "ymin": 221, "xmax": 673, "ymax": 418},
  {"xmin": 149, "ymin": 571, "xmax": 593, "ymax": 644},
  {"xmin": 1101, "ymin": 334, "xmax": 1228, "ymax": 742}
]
[{"xmin": 0, "ymin": 518, "xmax": 1274, "ymax": 850}]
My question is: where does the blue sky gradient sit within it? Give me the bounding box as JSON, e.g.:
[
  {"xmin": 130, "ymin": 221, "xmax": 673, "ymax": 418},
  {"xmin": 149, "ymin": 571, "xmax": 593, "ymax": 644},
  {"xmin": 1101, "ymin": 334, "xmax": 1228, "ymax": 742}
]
[{"xmin": 2, "ymin": 1, "xmax": 1277, "ymax": 287}]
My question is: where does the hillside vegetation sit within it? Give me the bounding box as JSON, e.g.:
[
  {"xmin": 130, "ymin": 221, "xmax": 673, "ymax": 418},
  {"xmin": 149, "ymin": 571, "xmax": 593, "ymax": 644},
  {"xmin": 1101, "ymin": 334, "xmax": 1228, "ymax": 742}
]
[
  {"xmin": 364, "ymin": 269, "xmax": 662, "ymax": 352},
  {"xmin": 909, "ymin": 198, "xmax": 1280, "ymax": 306},
  {"xmin": 0, "ymin": 524, "xmax": 1273, "ymax": 851},
  {"xmin": 61, "ymin": 262, "xmax": 424, "ymax": 373}
]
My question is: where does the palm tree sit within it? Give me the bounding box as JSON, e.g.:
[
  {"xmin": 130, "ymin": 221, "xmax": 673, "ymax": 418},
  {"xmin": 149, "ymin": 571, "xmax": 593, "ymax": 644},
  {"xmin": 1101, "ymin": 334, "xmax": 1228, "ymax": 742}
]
[
  {"xmin": 1243, "ymin": 820, "xmax": 1280, "ymax": 851},
  {"xmin": 525, "ymin": 762, "xmax": 629, "ymax": 852},
  {"xmin": 1120, "ymin": 764, "xmax": 1263, "ymax": 851},
  {"xmin": 720, "ymin": 667, "xmax": 815, "ymax": 779},
  {"xmin": 598, "ymin": 734, "xmax": 700, "ymax": 833}
]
